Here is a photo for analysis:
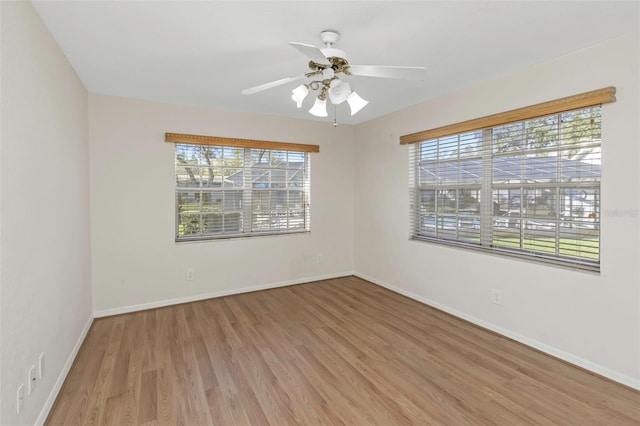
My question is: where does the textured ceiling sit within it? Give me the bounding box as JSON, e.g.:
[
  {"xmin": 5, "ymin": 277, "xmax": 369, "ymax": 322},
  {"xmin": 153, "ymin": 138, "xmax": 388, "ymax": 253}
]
[{"xmin": 32, "ymin": 1, "xmax": 639, "ymax": 125}]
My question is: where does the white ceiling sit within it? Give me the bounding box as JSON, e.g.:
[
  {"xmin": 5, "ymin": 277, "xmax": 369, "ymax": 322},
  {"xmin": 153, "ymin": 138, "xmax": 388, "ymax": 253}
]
[{"xmin": 32, "ymin": 1, "xmax": 639, "ymax": 125}]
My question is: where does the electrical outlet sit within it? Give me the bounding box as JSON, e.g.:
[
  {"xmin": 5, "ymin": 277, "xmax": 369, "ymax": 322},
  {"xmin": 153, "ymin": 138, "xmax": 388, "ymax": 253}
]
[
  {"xmin": 315, "ymin": 253, "xmax": 324, "ymax": 264},
  {"xmin": 17, "ymin": 385, "xmax": 24, "ymax": 414},
  {"xmin": 28, "ymin": 365, "xmax": 37, "ymax": 394},
  {"xmin": 491, "ymin": 289, "xmax": 503, "ymax": 305},
  {"xmin": 39, "ymin": 352, "xmax": 46, "ymax": 379},
  {"xmin": 186, "ymin": 268, "xmax": 195, "ymax": 281}
]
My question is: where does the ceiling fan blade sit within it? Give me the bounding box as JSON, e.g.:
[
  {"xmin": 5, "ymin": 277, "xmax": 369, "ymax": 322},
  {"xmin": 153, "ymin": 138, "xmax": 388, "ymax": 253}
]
[
  {"xmin": 241, "ymin": 74, "xmax": 306, "ymax": 95},
  {"xmin": 289, "ymin": 42, "xmax": 329, "ymax": 65},
  {"xmin": 348, "ymin": 65, "xmax": 426, "ymax": 80}
]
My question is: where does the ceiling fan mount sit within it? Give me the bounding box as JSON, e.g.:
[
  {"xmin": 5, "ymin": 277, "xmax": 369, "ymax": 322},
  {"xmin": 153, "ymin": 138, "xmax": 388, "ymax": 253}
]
[
  {"xmin": 318, "ymin": 30, "xmax": 347, "ymax": 60},
  {"xmin": 320, "ymin": 30, "xmax": 339, "ymax": 46}
]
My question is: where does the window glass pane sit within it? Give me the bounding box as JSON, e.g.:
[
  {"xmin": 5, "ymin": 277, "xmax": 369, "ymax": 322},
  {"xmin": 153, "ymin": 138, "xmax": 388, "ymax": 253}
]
[
  {"xmin": 421, "ymin": 213, "xmax": 437, "ymax": 236},
  {"xmin": 223, "ymin": 212, "xmax": 242, "ymax": 233},
  {"xmin": 419, "ymin": 190, "xmax": 436, "ymax": 213},
  {"xmin": 288, "ymin": 210, "xmax": 306, "ymax": 229},
  {"xmin": 438, "ymin": 135, "xmax": 458, "ymax": 160},
  {"xmin": 177, "ymin": 212, "xmax": 201, "ymax": 236},
  {"xmin": 270, "ymin": 169, "xmax": 287, "ymax": 188},
  {"xmin": 459, "ymin": 131, "xmax": 482, "ymax": 158},
  {"xmin": 560, "ymin": 148, "xmax": 600, "ymax": 183},
  {"xmin": 436, "ymin": 161, "xmax": 459, "ymax": 183},
  {"xmin": 223, "ymin": 191, "xmax": 242, "ymax": 211},
  {"xmin": 523, "ymin": 225, "xmax": 558, "ymax": 253},
  {"xmin": 436, "ymin": 215, "xmax": 458, "ymax": 238},
  {"xmin": 271, "ymin": 150, "xmax": 287, "ymax": 167},
  {"xmin": 420, "ymin": 139, "xmax": 437, "ymax": 162},
  {"xmin": 419, "ymin": 163, "xmax": 437, "ymax": 184},
  {"xmin": 493, "ymin": 189, "xmax": 521, "ymax": 215},
  {"xmin": 560, "ymin": 188, "xmax": 599, "ymax": 225},
  {"xmin": 202, "ymin": 213, "xmax": 223, "ymax": 234},
  {"xmin": 493, "ymin": 211, "xmax": 521, "ymax": 231},
  {"xmin": 176, "ymin": 144, "xmax": 200, "ymax": 164},
  {"xmin": 176, "ymin": 166, "xmax": 202, "ymax": 188},
  {"xmin": 270, "ymin": 211, "xmax": 289, "ymax": 230},
  {"xmin": 493, "ymin": 157, "xmax": 522, "ymax": 185},
  {"xmin": 177, "ymin": 191, "xmax": 201, "ymax": 213},
  {"xmin": 459, "ymin": 189, "xmax": 480, "ymax": 213},
  {"xmin": 222, "ymin": 168, "xmax": 240, "ymax": 188},
  {"xmin": 561, "ymin": 108, "xmax": 601, "ymax": 143},
  {"xmin": 198, "ymin": 146, "xmax": 222, "ymax": 166},
  {"xmin": 410, "ymin": 105, "xmax": 601, "ymax": 271},
  {"xmin": 252, "ymin": 213, "xmax": 270, "ymax": 231},
  {"xmin": 201, "ymin": 192, "xmax": 222, "ymax": 212},
  {"xmin": 252, "ymin": 190, "xmax": 270, "ymax": 211},
  {"xmin": 200, "ymin": 167, "xmax": 221, "ymax": 188},
  {"xmin": 287, "ymin": 151, "xmax": 305, "ymax": 165},
  {"xmin": 525, "ymin": 115, "xmax": 558, "ymax": 150},
  {"xmin": 521, "ymin": 188, "xmax": 557, "ymax": 218},
  {"xmin": 223, "ymin": 147, "xmax": 243, "ymax": 167},
  {"xmin": 288, "ymin": 169, "xmax": 304, "ymax": 188},
  {"xmin": 459, "ymin": 159, "xmax": 483, "ymax": 184},
  {"xmin": 493, "ymin": 122, "xmax": 524, "ymax": 153},
  {"xmin": 458, "ymin": 215, "xmax": 481, "ymax": 242},
  {"xmin": 176, "ymin": 144, "xmax": 310, "ymax": 240},
  {"xmin": 523, "ymin": 152, "xmax": 558, "ymax": 183},
  {"xmin": 250, "ymin": 148, "xmax": 270, "ymax": 165},
  {"xmin": 558, "ymin": 225, "xmax": 599, "ymax": 259},
  {"xmin": 252, "ymin": 168, "xmax": 270, "ymax": 188},
  {"xmin": 288, "ymin": 191, "xmax": 304, "ymax": 207},
  {"xmin": 437, "ymin": 190, "xmax": 456, "ymax": 213},
  {"xmin": 271, "ymin": 190, "xmax": 288, "ymax": 210}
]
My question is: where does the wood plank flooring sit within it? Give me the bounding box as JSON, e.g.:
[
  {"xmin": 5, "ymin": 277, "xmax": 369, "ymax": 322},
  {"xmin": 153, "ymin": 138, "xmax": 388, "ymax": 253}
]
[{"xmin": 46, "ymin": 276, "xmax": 640, "ymax": 425}]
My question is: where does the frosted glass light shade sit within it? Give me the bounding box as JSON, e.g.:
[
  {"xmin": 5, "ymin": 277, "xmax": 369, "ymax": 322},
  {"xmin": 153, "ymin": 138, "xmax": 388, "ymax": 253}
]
[
  {"xmin": 308, "ymin": 98, "xmax": 328, "ymax": 117},
  {"xmin": 322, "ymin": 68, "xmax": 335, "ymax": 79},
  {"xmin": 347, "ymin": 91, "xmax": 368, "ymax": 116},
  {"xmin": 291, "ymin": 84, "xmax": 309, "ymax": 108},
  {"xmin": 328, "ymin": 80, "xmax": 352, "ymax": 105}
]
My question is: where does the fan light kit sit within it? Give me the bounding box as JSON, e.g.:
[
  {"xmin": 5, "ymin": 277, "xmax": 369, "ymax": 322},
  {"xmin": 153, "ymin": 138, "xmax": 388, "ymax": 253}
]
[{"xmin": 242, "ymin": 30, "xmax": 426, "ymax": 122}]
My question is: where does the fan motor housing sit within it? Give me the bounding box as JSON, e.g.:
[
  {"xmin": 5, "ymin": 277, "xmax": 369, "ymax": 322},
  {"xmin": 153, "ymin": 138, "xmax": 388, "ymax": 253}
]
[{"xmin": 309, "ymin": 57, "xmax": 350, "ymax": 76}]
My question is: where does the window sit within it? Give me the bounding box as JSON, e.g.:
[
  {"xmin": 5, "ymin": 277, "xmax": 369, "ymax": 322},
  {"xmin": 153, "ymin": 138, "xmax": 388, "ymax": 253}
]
[
  {"xmin": 167, "ymin": 133, "xmax": 318, "ymax": 241},
  {"xmin": 403, "ymin": 88, "xmax": 615, "ymax": 272}
]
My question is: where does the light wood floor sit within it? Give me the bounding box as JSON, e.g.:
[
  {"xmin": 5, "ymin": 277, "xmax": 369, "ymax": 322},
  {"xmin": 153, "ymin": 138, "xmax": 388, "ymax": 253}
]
[{"xmin": 46, "ymin": 276, "xmax": 640, "ymax": 425}]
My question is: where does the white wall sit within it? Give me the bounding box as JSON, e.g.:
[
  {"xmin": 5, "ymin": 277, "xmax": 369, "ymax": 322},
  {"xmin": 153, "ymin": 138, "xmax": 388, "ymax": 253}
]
[
  {"xmin": 0, "ymin": 2, "xmax": 92, "ymax": 425},
  {"xmin": 354, "ymin": 31, "xmax": 640, "ymax": 388},
  {"xmin": 89, "ymin": 95, "xmax": 355, "ymax": 314}
]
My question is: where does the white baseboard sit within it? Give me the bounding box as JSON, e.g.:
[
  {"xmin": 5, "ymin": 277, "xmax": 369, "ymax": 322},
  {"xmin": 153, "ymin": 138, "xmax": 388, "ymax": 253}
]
[
  {"xmin": 354, "ymin": 272, "xmax": 640, "ymax": 391},
  {"xmin": 94, "ymin": 271, "xmax": 354, "ymax": 318},
  {"xmin": 35, "ymin": 314, "xmax": 94, "ymax": 425}
]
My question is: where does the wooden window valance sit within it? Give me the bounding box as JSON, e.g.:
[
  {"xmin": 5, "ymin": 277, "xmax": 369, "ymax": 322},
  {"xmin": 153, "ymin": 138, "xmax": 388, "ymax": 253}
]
[
  {"xmin": 165, "ymin": 132, "xmax": 320, "ymax": 153},
  {"xmin": 400, "ymin": 87, "xmax": 616, "ymax": 145}
]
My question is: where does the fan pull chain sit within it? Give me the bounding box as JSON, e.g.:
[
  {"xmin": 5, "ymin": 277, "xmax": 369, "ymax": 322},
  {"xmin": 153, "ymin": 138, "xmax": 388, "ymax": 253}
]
[{"xmin": 333, "ymin": 104, "xmax": 338, "ymax": 127}]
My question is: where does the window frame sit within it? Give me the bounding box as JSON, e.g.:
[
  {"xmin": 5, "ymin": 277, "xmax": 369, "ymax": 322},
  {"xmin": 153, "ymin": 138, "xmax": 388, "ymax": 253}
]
[
  {"xmin": 167, "ymin": 133, "xmax": 318, "ymax": 242},
  {"xmin": 403, "ymin": 88, "xmax": 615, "ymax": 273}
]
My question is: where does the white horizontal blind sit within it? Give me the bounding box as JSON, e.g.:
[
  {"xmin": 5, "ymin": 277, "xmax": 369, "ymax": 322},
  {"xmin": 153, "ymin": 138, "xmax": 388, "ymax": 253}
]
[
  {"xmin": 175, "ymin": 144, "xmax": 310, "ymax": 240},
  {"xmin": 411, "ymin": 129, "xmax": 485, "ymax": 245},
  {"xmin": 410, "ymin": 106, "xmax": 601, "ymax": 271}
]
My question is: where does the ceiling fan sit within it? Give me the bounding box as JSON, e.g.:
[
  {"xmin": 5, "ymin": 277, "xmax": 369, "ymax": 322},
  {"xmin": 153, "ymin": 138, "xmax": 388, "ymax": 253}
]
[{"xmin": 241, "ymin": 30, "xmax": 426, "ymax": 118}]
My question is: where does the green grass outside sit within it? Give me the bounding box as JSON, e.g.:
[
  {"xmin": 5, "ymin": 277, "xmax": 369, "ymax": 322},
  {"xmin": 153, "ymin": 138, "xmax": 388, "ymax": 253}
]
[
  {"xmin": 448, "ymin": 233, "xmax": 598, "ymax": 260},
  {"xmin": 493, "ymin": 237, "xmax": 599, "ymax": 259}
]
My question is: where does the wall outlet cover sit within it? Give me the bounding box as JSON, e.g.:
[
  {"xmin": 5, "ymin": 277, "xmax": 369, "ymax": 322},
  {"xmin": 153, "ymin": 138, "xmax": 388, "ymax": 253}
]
[
  {"xmin": 28, "ymin": 365, "xmax": 37, "ymax": 394},
  {"xmin": 39, "ymin": 352, "xmax": 46, "ymax": 379},
  {"xmin": 17, "ymin": 385, "xmax": 24, "ymax": 414}
]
